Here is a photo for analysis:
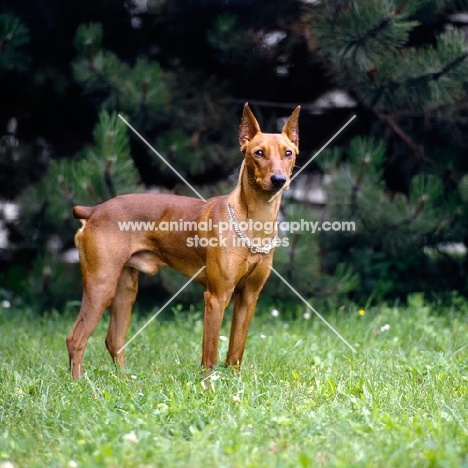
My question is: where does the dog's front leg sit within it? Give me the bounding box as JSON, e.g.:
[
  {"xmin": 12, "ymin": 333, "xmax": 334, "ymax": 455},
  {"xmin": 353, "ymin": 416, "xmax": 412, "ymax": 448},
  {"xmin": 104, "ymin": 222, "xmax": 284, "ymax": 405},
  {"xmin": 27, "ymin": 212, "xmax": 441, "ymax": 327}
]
[
  {"xmin": 226, "ymin": 263, "xmax": 271, "ymax": 369},
  {"xmin": 201, "ymin": 287, "xmax": 233, "ymax": 371},
  {"xmin": 225, "ymin": 285, "xmax": 262, "ymax": 369}
]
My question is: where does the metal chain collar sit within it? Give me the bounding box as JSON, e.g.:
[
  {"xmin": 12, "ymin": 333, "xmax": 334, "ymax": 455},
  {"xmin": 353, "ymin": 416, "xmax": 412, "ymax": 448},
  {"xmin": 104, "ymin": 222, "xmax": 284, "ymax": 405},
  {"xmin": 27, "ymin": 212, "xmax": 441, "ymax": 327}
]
[{"xmin": 226, "ymin": 203, "xmax": 280, "ymax": 254}]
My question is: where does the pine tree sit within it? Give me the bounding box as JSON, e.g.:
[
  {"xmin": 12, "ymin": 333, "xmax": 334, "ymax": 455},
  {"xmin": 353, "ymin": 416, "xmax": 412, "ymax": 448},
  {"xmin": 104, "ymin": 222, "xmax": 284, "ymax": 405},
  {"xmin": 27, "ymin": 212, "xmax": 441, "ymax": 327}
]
[
  {"xmin": 303, "ymin": 0, "xmax": 468, "ymax": 301},
  {"xmin": 6, "ymin": 0, "xmax": 468, "ymax": 310},
  {"xmin": 0, "ymin": 13, "xmax": 34, "ymax": 200},
  {"xmin": 0, "ymin": 13, "xmax": 29, "ymax": 74},
  {"xmin": 17, "ymin": 111, "xmax": 140, "ymax": 309},
  {"xmin": 1, "ymin": 2, "xmax": 320, "ymax": 310},
  {"xmin": 72, "ymin": 22, "xmax": 241, "ymax": 184}
]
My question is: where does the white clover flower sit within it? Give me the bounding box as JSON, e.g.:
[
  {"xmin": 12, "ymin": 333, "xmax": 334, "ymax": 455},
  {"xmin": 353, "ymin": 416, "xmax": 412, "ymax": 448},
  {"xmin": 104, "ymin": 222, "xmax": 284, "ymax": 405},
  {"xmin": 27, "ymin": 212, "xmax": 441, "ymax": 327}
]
[
  {"xmin": 271, "ymin": 309, "xmax": 280, "ymax": 317},
  {"xmin": 1, "ymin": 462, "xmax": 15, "ymax": 468},
  {"xmin": 123, "ymin": 431, "xmax": 139, "ymax": 444}
]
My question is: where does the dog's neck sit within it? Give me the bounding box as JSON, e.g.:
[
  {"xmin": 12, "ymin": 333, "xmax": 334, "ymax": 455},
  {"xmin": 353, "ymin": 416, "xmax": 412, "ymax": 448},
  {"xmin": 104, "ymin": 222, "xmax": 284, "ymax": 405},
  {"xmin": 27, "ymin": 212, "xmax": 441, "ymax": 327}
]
[{"xmin": 228, "ymin": 160, "xmax": 282, "ymax": 224}]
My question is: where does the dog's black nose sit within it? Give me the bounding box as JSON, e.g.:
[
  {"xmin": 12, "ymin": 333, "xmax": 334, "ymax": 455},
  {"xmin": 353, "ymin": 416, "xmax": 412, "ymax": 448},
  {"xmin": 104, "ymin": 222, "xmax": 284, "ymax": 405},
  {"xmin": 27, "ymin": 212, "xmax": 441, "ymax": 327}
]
[{"xmin": 271, "ymin": 174, "xmax": 287, "ymax": 188}]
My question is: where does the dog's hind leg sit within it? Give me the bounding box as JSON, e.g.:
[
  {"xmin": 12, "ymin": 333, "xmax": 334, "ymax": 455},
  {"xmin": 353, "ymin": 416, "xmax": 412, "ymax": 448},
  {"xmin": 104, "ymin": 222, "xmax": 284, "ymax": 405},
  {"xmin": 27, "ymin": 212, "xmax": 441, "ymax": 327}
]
[
  {"xmin": 66, "ymin": 275, "xmax": 119, "ymax": 379},
  {"xmin": 105, "ymin": 266, "xmax": 139, "ymax": 371},
  {"xmin": 66, "ymin": 230, "xmax": 126, "ymax": 379}
]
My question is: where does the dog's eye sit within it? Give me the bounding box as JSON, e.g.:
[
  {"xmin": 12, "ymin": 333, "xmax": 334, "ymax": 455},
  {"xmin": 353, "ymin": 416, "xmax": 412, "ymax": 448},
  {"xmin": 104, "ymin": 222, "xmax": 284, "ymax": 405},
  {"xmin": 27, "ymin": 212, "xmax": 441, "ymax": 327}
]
[
  {"xmin": 285, "ymin": 150, "xmax": 293, "ymax": 158},
  {"xmin": 255, "ymin": 150, "xmax": 264, "ymax": 157}
]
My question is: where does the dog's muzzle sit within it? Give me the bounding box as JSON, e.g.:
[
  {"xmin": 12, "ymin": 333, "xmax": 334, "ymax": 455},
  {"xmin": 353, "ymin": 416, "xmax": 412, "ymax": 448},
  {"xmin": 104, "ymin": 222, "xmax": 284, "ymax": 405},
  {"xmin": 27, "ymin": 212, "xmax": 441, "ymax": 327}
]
[{"xmin": 270, "ymin": 174, "xmax": 287, "ymax": 189}]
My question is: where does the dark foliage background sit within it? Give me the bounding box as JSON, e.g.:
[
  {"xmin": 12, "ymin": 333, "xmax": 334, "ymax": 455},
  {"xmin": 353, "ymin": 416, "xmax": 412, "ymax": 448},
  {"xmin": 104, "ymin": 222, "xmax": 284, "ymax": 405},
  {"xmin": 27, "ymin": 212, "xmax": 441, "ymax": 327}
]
[{"xmin": 2, "ymin": 0, "xmax": 468, "ymax": 311}]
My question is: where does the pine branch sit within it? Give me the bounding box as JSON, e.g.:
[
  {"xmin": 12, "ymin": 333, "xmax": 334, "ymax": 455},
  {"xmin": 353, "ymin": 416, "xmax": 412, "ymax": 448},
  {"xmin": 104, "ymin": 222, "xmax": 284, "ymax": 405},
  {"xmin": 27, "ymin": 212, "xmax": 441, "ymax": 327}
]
[
  {"xmin": 0, "ymin": 14, "xmax": 30, "ymax": 72},
  {"xmin": 384, "ymin": 51, "xmax": 468, "ymax": 89},
  {"xmin": 434, "ymin": 209, "xmax": 461, "ymax": 235},
  {"xmin": 390, "ymin": 100, "xmax": 468, "ymax": 118},
  {"xmin": 375, "ymin": 110, "xmax": 428, "ymax": 160},
  {"xmin": 103, "ymin": 156, "xmax": 116, "ymax": 198},
  {"xmin": 85, "ymin": 182, "xmax": 102, "ymax": 204},
  {"xmin": 58, "ymin": 175, "xmax": 74, "ymax": 205},
  {"xmin": 141, "ymin": 77, "xmax": 149, "ymax": 105},
  {"xmin": 0, "ymin": 32, "xmax": 12, "ymax": 53},
  {"xmin": 85, "ymin": 39, "xmax": 95, "ymax": 70},
  {"xmin": 432, "ymin": 52, "xmax": 468, "ymax": 80},
  {"xmin": 351, "ymin": 13, "xmax": 394, "ymax": 47},
  {"xmin": 350, "ymin": 155, "xmax": 371, "ymax": 204},
  {"xmin": 411, "ymin": 195, "xmax": 427, "ymax": 219}
]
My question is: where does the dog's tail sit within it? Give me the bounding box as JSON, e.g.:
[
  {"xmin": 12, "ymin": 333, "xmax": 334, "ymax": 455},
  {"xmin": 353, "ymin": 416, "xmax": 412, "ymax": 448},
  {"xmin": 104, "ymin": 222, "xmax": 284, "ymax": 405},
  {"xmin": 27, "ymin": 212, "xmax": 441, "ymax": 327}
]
[
  {"xmin": 73, "ymin": 205, "xmax": 95, "ymax": 220},
  {"xmin": 73, "ymin": 205, "xmax": 96, "ymax": 249},
  {"xmin": 73, "ymin": 205, "xmax": 96, "ymax": 243}
]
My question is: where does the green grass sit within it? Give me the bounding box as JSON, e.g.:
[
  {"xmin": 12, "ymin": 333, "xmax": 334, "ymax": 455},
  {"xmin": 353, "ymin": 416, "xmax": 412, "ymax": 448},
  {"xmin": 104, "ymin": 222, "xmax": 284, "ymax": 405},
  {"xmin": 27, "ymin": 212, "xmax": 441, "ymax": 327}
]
[{"xmin": 1, "ymin": 299, "xmax": 468, "ymax": 467}]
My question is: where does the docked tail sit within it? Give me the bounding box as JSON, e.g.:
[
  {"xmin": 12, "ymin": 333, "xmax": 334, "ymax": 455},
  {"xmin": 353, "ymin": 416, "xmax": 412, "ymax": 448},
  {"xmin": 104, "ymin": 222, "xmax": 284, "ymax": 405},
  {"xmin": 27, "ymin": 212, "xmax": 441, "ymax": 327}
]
[
  {"xmin": 73, "ymin": 205, "xmax": 96, "ymax": 249},
  {"xmin": 73, "ymin": 205, "xmax": 95, "ymax": 220}
]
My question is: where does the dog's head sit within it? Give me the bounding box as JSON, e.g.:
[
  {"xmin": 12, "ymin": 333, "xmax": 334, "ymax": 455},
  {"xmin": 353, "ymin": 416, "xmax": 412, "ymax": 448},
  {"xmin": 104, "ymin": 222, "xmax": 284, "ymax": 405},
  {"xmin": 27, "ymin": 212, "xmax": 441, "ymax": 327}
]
[{"xmin": 239, "ymin": 103, "xmax": 300, "ymax": 192}]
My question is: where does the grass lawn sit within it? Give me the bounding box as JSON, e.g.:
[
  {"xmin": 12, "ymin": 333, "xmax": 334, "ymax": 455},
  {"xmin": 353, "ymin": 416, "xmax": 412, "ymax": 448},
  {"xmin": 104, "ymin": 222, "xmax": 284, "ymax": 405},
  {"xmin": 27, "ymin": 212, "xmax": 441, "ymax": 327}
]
[{"xmin": 1, "ymin": 297, "xmax": 468, "ymax": 467}]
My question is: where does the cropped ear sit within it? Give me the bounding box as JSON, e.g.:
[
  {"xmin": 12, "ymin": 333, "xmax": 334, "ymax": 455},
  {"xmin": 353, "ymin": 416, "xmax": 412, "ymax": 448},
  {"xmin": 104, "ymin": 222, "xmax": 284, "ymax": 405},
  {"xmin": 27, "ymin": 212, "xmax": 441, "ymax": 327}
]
[
  {"xmin": 239, "ymin": 103, "xmax": 261, "ymax": 148},
  {"xmin": 282, "ymin": 106, "xmax": 300, "ymax": 149}
]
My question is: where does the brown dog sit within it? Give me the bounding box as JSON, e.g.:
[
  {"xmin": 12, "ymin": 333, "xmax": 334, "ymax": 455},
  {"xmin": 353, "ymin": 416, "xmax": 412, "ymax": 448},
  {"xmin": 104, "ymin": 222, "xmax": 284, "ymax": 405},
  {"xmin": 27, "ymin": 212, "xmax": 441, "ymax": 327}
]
[{"xmin": 66, "ymin": 103, "xmax": 300, "ymax": 379}]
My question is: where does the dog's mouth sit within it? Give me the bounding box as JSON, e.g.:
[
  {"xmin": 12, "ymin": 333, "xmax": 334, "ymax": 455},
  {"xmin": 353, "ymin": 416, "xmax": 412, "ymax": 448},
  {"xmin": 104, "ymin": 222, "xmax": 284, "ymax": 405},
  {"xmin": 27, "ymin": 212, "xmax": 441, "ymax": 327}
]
[
  {"xmin": 261, "ymin": 179, "xmax": 289, "ymax": 192},
  {"xmin": 266, "ymin": 185, "xmax": 283, "ymax": 191},
  {"xmin": 262, "ymin": 184, "xmax": 288, "ymax": 192}
]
